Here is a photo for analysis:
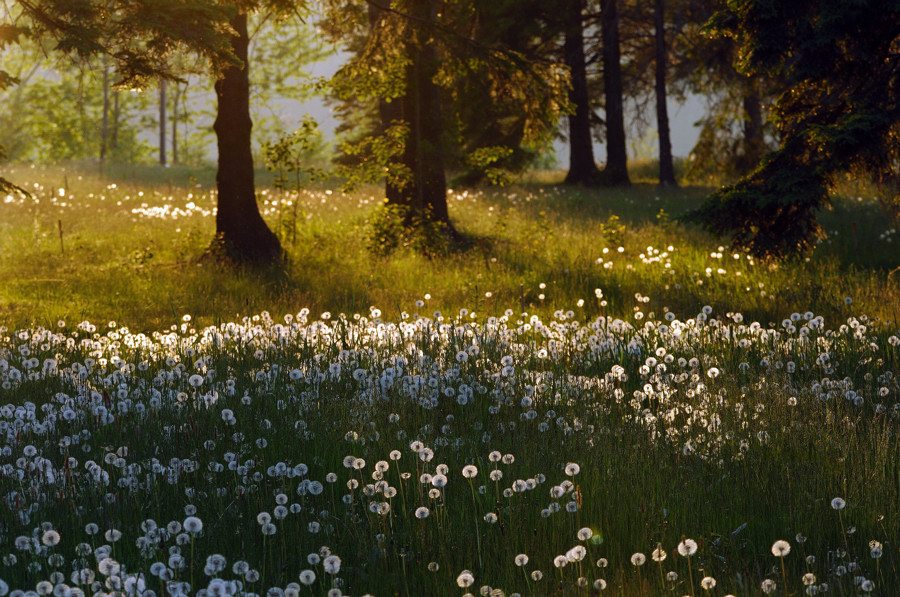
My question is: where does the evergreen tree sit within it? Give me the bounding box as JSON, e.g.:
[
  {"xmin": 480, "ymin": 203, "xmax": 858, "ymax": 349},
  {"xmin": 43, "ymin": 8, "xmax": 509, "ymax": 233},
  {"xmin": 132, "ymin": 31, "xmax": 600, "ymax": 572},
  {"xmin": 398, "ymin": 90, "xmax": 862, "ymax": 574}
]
[
  {"xmin": 598, "ymin": 0, "xmax": 630, "ymax": 186},
  {"xmin": 652, "ymin": 0, "xmax": 676, "ymax": 187},
  {"xmin": 325, "ymin": 0, "xmax": 567, "ymax": 236},
  {"xmin": 11, "ymin": 0, "xmax": 311, "ymax": 264},
  {"xmin": 562, "ymin": 0, "xmax": 600, "ymax": 185},
  {"xmin": 211, "ymin": 7, "xmax": 282, "ymax": 263},
  {"xmin": 668, "ymin": 0, "xmax": 773, "ymax": 183},
  {"xmin": 693, "ymin": 0, "xmax": 899, "ymax": 258}
]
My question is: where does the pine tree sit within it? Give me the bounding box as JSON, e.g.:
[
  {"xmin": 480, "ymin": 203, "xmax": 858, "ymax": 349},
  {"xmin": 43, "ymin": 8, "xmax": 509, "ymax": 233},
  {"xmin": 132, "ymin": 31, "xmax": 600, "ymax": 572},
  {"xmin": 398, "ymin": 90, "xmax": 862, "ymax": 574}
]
[
  {"xmin": 562, "ymin": 0, "xmax": 600, "ymax": 185},
  {"xmin": 598, "ymin": 0, "xmax": 630, "ymax": 186},
  {"xmin": 692, "ymin": 0, "xmax": 899, "ymax": 258}
]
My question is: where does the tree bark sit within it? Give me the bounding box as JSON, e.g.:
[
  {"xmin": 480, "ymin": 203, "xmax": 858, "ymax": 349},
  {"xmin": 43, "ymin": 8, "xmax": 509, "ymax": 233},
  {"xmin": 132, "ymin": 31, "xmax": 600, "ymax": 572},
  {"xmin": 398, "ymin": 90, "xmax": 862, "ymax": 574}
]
[
  {"xmin": 563, "ymin": 0, "xmax": 599, "ymax": 185},
  {"xmin": 159, "ymin": 78, "xmax": 167, "ymax": 166},
  {"xmin": 600, "ymin": 0, "xmax": 630, "ymax": 186},
  {"xmin": 111, "ymin": 90, "xmax": 119, "ymax": 152},
  {"xmin": 654, "ymin": 0, "xmax": 677, "ymax": 187},
  {"xmin": 741, "ymin": 77, "xmax": 764, "ymax": 173},
  {"xmin": 212, "ymin": 12, "xmax": 282, "ymax": 263},
  {"xmin": 100, "ymin": 62, "xmax": 109, "ymax": 163},
  {"xmin": 371, "ymin": 1, "xmax": 450, "ymax": 227},
  {"xmin": 172, "ymin": 83, "xmax": 179, "ymax": 165}
]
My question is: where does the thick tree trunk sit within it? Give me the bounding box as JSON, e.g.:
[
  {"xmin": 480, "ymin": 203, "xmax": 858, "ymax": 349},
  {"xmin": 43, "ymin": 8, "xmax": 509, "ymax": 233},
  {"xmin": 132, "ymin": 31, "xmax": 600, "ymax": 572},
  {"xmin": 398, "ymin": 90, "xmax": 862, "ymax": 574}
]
[
  {"xmin": 563, "ymin": 0, "xmax": 599, "ymax": 185},
  {"xmin": 741, "ymin": 78, "xmax": 764, "ymax": 173},
  {"xmin": 212, "ymin": 12, "xmax": 282, "ymax": 263},
  {"xmin": 600, "ymin": 0, "xmax": 630, "ymax": 186},
  {"xmin": 654, "ymin": 0, "xmax": 676, "ymax": 187},
  {"xmin": 371, "ymin": 1, "xmax": 450, "ymax": 227},
  {"xmin": 100, "ymin": 63, "xmax": 109, "ymax": 162},
  {"xmin": 159, "ymin": 78, "xmax": 167, "ymax": 166}
]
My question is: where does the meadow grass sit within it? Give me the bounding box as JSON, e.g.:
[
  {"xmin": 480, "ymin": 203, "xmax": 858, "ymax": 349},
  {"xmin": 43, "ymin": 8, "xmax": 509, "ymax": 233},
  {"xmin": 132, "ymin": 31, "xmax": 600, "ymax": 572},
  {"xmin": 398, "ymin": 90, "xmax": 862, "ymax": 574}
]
[
  {"xmin": 0, "ymin": 163, "xmax": 897, "ymax": 332},
  {"xmin": 0, "ymin": 163, "xmax": 897, "ymax": 596}
]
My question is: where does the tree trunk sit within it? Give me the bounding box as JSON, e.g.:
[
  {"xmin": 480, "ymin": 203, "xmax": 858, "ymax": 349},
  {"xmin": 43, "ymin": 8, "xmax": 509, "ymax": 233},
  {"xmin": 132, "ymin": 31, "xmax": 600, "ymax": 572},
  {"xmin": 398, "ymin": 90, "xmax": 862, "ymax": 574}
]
[
  {"xmin": 100, "ymin": 66, "xmax": 109, "ymax": 162},
  {"xmin": 654, "ymin": 0, "xmax": 677, "ymax": 187},
  {"xmin": 111, "ymin": 90, "xmax": 119, "ymax": 152},
  {"xmin": 563, "ymin": 0, "xmax": 599, "ymax": 185},
  {"xmin": 741, "ymin": 77, "xmax": 764, "ymax": 173},
  {"xmin": 77, "ymin": 71, "xmax": 88, "ymax": 148},
  {"xmin": 371, "ymin": 1, "xmax": 450, "ymax": 227},
  {"xmin": 172, "ymin": 84, "xmax": 179, "ymax": 165},
  {"xmin": 369, "ymin": 4, "xmax": 405, "ymax": 203},
  {"xmin": 100, "ymin": 62, "xmax": 109, "ymax": 162},
  {"xmin": 159, "ymin": 78, "xmax": 167, "ymax": 166},
  {"xmin": 212, "ymin": 12, "xmax": 281, "ymax": 263},
  {"xmin": 600, "ymin": 0, "xmax": 630, "ymax": 186}
]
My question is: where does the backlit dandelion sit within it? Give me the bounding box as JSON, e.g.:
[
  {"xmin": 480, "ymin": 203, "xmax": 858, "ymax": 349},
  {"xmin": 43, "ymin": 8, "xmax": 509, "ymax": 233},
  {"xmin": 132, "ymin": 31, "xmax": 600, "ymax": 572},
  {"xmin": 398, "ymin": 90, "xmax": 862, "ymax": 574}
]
[
  {"xmin": 771, "ymin": 540, "xmax": 790, "ymax": 556},
  {"xmin": 456, "ymin": 570, "xmax": 475, "ymax": 588},
  {"xmin": 677, "ymin": 539, "xmax": 698, "ymax": 556}
]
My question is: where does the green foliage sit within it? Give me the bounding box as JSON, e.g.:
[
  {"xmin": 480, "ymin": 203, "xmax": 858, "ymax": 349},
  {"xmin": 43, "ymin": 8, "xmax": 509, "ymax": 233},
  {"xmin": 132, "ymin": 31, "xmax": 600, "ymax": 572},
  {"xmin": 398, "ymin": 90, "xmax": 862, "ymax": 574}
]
[
  {"xmin": 323, "ymin": 0, "xmax": 569, "ymax": 195},
  {"xmin": 262, "ymin": 115, "xmax": 328, "ymax": 189},
  {"xmin": 598, "ymin": 214, "xmax": 627, "ymax": 246},
  {"xmin": 366, "ymin": 201, "xmax": 454, "ymax": 257},
  {"xmin": 692, "ymin": 147, "xmax": 828, "ymax": 259},
  {"xmin": 335, "ymin": 121, "xmax": 412, "ymax": 193},
  {"xmin": 248, "ymin": 12, "xmax": 332, "ymax": 147},
  {"xmin": 683, "ymin": 89, "xmax": 771, "ymax": 184},
  {"xmin": 17, "ymin": 0, "xmax": 236, "ymax": 86},
  {"xmin": 0, "ymin": 53, "xmax": 153, "ymax": 164},
  {"xmin": 694, "ymin": 0, "xmax": 899, "ymax": 258},
  {"xmin": 464, "ymin": 146, "xmax": 515, "ymax": 186}
]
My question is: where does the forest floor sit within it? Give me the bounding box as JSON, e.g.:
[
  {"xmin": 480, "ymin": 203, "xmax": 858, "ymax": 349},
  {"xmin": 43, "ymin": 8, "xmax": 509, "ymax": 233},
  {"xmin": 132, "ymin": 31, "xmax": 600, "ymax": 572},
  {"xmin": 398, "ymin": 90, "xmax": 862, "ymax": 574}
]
[
  {"xmin": 0, "ymin": 163, "xmax": 897, "ymax": 331},
  {"xmin": 0, "ymin": 163, "xmax": 897, "ymax": 595}
]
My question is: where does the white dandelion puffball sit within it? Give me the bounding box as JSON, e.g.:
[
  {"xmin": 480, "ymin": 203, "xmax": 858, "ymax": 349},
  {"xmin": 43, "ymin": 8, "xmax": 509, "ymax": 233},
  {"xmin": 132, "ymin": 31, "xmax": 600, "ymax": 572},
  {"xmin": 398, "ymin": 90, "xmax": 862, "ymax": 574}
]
[
  {"xmin": 462, "ymin": 465, "xmax": 478, "ymax": 479},
  {"xmin": 831, "ymin": 497, "xmax": 846, "ymax": 510},
  {"xmin": 183, "ymin": 516, "xmax": 203, "ymax": 534},
  {"xmin": 677, "ymin": 538, "xmax": 698, "ymax": 557},
  {"xmin": 41, "ymin": 530, "xmax": 60, "ymax": 547},
  {"xmin": 771, "ymin": 540, "xmax": 791, "ymax": 557},
  {"xmin": 323, "ymin": 555, "xmax": 341, "ymax": 575},
  {"xmin": 456, "ymin": 570, "xmax": 475, "ymax": 588}
]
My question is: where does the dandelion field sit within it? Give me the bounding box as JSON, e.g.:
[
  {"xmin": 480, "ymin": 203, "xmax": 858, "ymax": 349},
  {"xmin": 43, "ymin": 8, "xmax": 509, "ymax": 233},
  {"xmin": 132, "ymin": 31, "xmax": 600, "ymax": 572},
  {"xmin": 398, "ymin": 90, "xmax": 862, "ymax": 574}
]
[{"xmin": 0, "ymin": 165, "xmax": 898, "ymax": 596}]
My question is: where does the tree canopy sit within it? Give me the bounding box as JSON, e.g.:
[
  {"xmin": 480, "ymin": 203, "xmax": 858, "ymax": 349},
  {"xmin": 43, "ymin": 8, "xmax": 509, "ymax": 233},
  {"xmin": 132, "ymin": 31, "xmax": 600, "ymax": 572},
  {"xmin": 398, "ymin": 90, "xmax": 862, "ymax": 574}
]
[{"xmin": 692, "ymin": 0, "xmax": 900, "ymax": 258}]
